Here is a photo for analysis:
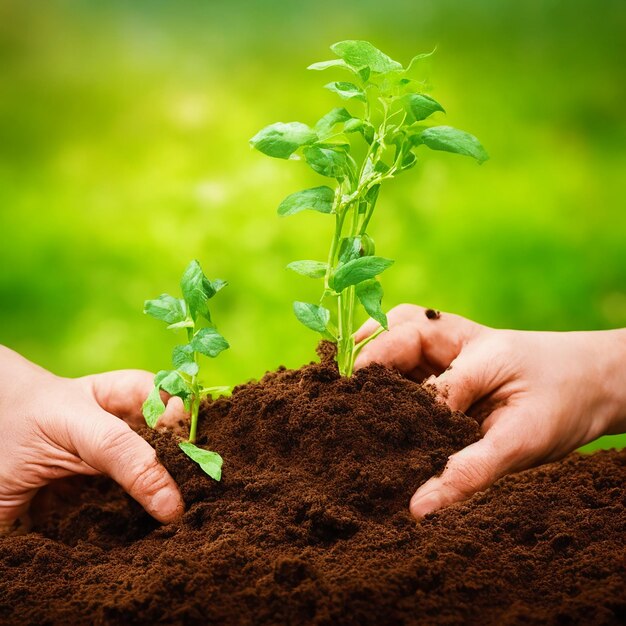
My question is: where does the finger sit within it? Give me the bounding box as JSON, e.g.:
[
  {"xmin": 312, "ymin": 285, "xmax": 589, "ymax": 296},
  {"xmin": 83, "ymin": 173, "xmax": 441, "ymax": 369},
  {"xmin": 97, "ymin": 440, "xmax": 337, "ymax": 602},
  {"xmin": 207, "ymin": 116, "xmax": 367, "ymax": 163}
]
[
  {"xmin": 355, "ymin": 305, "xmax": 433, "ymax": 371},
  {"xmin": 356, "ymin": 305, "xmax": 481, "ymax": 373},
  {"xmin": 158, "ymin": 395, "xmax": 188, "ymax": 432},
  {"xmin": 355, "ymin": 320, "xmax": 424, "ymax": 373},
  {"xmin": 0, "ymin": 494, "xmax": 34, "ymax": 536},
  {"xmin": 70, "ymin": 409, "xmax": 184, "ymax": 523},
  {"xmin": 355, "ymin": 303, "xmax": 431, "ymax": 343},
  {"xmin": 354, "ymin": 316, "xmax": 382, "ymax": 344},
  {"xmin": 81, "ymin": 370, "xmax": 174, "ymax": 429},
  {"xmin": 428, "ymin": 343, "xmax": 504, "ymax": 413},
  {"xmin": 410, "ymin": 417, "xmax": 531, "ymax": 519}
]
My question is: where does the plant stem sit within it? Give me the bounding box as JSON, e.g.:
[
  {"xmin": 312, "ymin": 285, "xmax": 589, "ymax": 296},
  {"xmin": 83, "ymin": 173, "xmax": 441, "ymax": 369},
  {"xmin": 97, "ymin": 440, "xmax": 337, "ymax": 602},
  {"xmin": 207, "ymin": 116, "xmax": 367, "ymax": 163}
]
[
  {"xmin": 324, "ymin": 195, "xmax": 345, "ymax": 293},
  {"xmin": 189, "ymin": 395, "xmax": 199, "ymax": 444},
  {"xmin": 187, "ymin": 326, "xmax": 200, "ymax": 444},
  {"xmin": 333, "ymin": 96, "xmax": 396, "ymax": 376},
  {"xmin": 350, "ymin": 325, "xmax": 385, "ymax": 370}
]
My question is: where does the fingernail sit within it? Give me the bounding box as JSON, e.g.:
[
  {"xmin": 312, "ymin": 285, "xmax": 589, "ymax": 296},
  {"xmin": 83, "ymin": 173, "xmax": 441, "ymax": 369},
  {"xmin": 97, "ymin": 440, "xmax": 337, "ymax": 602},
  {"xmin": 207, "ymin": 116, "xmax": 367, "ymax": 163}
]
[
  {"xmin": 151, "ymin": 489, "xmax": 183, "ymax": 523},
  {"xmin": 410, "ymin": 491, "xmax": 443, "ymax": 519}
]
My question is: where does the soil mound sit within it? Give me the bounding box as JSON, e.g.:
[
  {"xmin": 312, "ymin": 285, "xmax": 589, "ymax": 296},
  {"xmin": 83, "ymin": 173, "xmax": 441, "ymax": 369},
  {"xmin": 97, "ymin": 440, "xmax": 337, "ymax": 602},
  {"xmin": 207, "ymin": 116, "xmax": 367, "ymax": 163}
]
[{"xmin": 0, "ymin": 356, "xmax": 624, "ymax": 625}]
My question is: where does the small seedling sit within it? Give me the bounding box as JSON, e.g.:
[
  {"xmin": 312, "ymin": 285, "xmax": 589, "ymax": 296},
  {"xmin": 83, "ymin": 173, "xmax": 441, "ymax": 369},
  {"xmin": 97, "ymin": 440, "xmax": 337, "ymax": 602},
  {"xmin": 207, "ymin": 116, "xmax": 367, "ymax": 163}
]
[
  {"xmin": 251, "ymin": 40, "xmax": 488, "ymax": 376},
  {"xmin": 142, "ymin": 260, "xmax": 230, "ymax": 480}
]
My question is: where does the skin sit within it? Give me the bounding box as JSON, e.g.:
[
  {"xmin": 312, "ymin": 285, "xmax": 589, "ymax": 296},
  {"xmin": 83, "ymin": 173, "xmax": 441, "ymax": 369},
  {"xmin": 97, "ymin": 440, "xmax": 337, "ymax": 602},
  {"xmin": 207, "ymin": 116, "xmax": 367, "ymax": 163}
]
[
  {"xmin": 355, "ymin": 305, "xmax": 626, "ymax": 519},
  {"xmin": 0, "ymin": 346, "xmax": 185, "ymax": 535}
]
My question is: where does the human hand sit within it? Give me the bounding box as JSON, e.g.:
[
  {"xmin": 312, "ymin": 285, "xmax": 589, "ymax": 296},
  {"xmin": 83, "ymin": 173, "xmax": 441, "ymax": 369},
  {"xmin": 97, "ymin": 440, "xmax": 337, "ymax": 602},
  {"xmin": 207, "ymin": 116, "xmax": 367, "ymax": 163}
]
[
  {"xmin": 0, "ymin": 346, "xmax": 185, "ymax": 534},
  {"xmin": 355, "ymin": 305, "xmax": 626, "ymax": 518}
]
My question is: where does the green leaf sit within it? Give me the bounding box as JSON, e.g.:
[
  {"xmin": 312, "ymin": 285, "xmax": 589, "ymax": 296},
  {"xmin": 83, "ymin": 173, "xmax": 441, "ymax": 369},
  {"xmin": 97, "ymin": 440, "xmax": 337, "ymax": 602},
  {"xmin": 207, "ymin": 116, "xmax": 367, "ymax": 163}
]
[
  {"xmin": 330, "ymin": 40, "xmax": 402, "ymax": 74},
  {"xmin": 400, "ymin": 150, "xmax": 417, "ymax": 171},
  {"xmin": 286, "ymin": 260, "xmax": 328, "ymax": 279},
  {"xmin": 374, "ymin": 160, "xmax": 391, "ymax": 174},
  {"xmin": 308, "ymin": 59, "xmax": 350, "ymax": 71},
  {"xmin": 180, "ymin": 260, "xmax": 226, "ymax": 322},
  {"xmin": 249, "ymin": 122, "xmax": 317, "ymax": 159},
  {"xmin": 332, "ymin": 256, "xmax": 394, "ymax": 292},
  {"xmin": 343, "ymin": 118, "xmax": 363, "ymax": 133},
  {"xmin": 361, "ymin": 121, "xmax": 375, "ymax": 144},
  {"xmin": 338, "ymin": 236, "xmax": 363, "ymax": 264},
  {"xmin": 324, "ymin": 81, "xmax": 367, "ymax": 102},
  {"xmin": 278, "ymin": 186, "xmax": 335, "ymax": 217},
  {"xmin": 303, "ymin": 145, "xmax": 350, "ymax": 180},
  {"xmin": 200, "ymin": 385, "xmax": 232, "ymax": 399},
  {"xmin": 144, "ymin": 294, "xmax": 186, "ymax": 325},
  {"xmin": 315, "ymin": 107, "xmax": 352, "ymax": 138},
  {"xmin": 365, "ymin": 184, "xmax": 380, "ymax": 205},
  {"xmin": 209, "ymin": 279, "xmax": 228, "ymax": 294},
  {"xmin": 172, "ymin": 344, "xmax": 199, "ymax": 376},
  {"xmin": 419, "ymin": 126, "xmax": 489, "ymax": 164},
  {"xmin": 356, "ymin": 279, "xmax": 388, "ymax": 329},
  {"xmin": 166, "ymin": 319, "xmax": 194, "ymax": 330},
  {"xmin": 191, "ymin": 327, "xmax": 229, "ymax": 358},
  {"xmin": 179, "ymin": 442, "xmax": 223, "ymax": 481},
  {"xmin": 357, "ymin": 66, "xmax": 371, "ymax": 82},
  {"xmin": 293, "ymin": 301, "xmax": 330, "ymax": 334},
  {"xmin": 403, "ymin": 94, "xmax": 445, "ymax": 122},
  {"xmin": 405, "ymin": 49, "xmax": 436, "ymax": 72},
  {"xmin": 142, "ymin": 386, "xmax": 165, "ymax": 429},
  {"xmin": 154, "ymin": 369, "xmax": 191, "ymax": 398}
]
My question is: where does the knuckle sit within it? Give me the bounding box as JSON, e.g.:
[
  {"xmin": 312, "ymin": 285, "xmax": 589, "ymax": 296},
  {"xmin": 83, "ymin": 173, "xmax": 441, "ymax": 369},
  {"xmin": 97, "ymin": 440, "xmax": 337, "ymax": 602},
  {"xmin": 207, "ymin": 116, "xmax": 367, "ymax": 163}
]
[
  {"xmin": 485, "ymin": 330, "xmax": 518, "ymax": 363},
  {"xmin": 443, "ymin": 457, "xmax": 494, "ymax": 496},
  {"xmin": 127, "ymin": 455, "xmax": 167, "ymax": 498},
  {"xmin": 98, "ymin": 424, "xmax": 134, "ymax": 455},
  {"xmin": 451, "ymin": 370, "xmax": 474, "ymax": 393},
  {"xmin": 393, "ymin": 303, "xmax": 419, "ymax": 318},
  {"xmin": 97, "ymin": 426, "xmax": 168, "ymax": 497}
]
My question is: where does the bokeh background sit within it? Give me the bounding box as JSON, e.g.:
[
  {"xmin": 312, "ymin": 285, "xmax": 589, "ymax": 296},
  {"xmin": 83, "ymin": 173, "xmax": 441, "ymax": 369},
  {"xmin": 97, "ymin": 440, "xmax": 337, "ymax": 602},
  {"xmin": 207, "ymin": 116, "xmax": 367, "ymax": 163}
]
[{"xmin": 1, "ymin": 0, "xmax": 624, "ymax": 450}]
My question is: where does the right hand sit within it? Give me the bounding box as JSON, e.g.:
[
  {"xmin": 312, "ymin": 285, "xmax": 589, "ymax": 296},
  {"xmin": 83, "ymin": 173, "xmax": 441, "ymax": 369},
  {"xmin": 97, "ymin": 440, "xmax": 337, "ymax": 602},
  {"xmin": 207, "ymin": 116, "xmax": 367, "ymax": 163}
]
[{"xmin": 355, "ymin": 305, "xmax": 626, "ymax": 519}]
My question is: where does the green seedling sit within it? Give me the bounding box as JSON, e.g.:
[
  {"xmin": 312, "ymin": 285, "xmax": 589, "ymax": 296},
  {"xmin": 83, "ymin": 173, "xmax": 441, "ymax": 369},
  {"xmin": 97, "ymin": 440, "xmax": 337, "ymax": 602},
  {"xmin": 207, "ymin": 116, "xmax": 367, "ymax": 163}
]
[
  {"xmin": 251, "ymin": 40, "xmax": 488, "ymax": 376},
  {"xmin": 142, "ymin": 260, "xmax": 230, "ymax": 481}
]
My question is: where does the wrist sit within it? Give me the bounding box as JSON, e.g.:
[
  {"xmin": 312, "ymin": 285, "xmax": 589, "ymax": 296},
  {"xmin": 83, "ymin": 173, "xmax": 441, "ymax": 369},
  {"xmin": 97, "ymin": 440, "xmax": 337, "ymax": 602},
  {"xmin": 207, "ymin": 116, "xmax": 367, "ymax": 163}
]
[{"xmin": 596, "ymin": 328, "xmax": 626, "ymax": 435}]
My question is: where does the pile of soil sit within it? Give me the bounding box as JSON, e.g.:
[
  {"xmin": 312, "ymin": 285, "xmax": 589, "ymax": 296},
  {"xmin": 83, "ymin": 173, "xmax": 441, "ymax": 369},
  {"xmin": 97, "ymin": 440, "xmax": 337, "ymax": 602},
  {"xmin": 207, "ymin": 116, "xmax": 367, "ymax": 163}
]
[{"xmin": 1, "ymin": 348, "xmax": 625, "ymax": 625}]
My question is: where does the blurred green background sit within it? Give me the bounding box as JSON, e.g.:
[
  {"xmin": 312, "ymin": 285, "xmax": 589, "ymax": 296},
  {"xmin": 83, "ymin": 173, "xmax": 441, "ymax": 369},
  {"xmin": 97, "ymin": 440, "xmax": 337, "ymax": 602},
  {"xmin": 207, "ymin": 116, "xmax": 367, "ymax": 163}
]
[{"xmin": 1, "ymin": 0, "xmax": 624, "ymax": 450}]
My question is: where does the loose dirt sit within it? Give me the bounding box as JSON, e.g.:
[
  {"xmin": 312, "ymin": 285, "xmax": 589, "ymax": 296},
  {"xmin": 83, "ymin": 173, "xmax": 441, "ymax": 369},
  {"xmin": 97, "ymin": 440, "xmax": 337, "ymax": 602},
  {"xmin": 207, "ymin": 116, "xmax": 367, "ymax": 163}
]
[{"xmin": 1, "ymin": 348, "xmax": 624, "ymax": 625}]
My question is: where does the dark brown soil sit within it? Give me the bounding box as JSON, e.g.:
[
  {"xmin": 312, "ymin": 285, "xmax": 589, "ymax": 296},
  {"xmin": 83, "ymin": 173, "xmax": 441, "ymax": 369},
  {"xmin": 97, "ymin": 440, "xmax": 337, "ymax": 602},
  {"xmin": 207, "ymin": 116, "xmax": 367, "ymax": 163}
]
[{"xmin": 1, "ymin": 350, "xmax": 625, "ymax": 625}]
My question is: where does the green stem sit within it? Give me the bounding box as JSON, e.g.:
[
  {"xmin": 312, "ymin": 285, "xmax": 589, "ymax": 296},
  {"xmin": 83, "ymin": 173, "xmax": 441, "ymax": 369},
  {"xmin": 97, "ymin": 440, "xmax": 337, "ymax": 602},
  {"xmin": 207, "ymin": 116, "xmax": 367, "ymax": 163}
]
[
  {"xmin": 324, "ymin": 206, "xmax": 345, "ymax": 293},
  {"xmin": 189, "ymin": 395, "xmax": 199, "ymax": 444},
  {"xmin": 333, "ymin": 96, "xmax": 395, "ymax": 377},
  {"xmin": 187, "ymin": 326, "xmax": 200, "ymax": 444},
  {"xmin": 352, "ymin": 325, "xmax": 385, "ymax": 358}
]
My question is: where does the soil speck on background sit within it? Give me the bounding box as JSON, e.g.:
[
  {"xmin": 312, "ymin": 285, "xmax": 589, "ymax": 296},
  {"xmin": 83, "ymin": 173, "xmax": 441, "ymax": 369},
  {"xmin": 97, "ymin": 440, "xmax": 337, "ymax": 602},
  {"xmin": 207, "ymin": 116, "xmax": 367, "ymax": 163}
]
[{"xmin": 0, "ymin": 357, "xmax": 624, "ymax": 625}]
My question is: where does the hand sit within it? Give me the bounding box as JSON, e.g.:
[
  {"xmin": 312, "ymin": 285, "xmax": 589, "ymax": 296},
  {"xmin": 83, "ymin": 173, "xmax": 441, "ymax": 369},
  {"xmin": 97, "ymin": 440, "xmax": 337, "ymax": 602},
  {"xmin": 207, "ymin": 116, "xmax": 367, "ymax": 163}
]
[
  {"xmin": 355, "ymin": 305, "xmax": 626, "ymax": 518},
  {"xmin": 0, "ymin": 346, "xmax": 185, "ymax": 534}
]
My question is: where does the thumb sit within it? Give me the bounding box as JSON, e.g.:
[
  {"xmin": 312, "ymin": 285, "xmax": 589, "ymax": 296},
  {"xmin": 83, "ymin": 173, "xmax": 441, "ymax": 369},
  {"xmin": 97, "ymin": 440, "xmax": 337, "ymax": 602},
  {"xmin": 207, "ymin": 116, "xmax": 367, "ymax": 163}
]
[
  {"xmin": 81, "ymin": 369, "xmax": 187, "ymax": 430},
  {"xmin": 71, "ymin": 409, "xmax": 184, "ymax": 524},
  {"xmin": 410, "ymin": 419, "xmax": 528, "ymax": 519}
]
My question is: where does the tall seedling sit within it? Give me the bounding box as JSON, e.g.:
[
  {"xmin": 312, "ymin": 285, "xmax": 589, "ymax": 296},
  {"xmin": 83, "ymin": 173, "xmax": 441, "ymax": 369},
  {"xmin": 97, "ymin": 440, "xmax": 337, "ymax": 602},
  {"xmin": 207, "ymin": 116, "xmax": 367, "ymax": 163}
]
[
  {"xmin": 251, "ymin": 41, "xmax": 488, "ymax": 376},
  {"xmin": 142, "ymin": 260, "xmax": 230, "ymax": 480}
]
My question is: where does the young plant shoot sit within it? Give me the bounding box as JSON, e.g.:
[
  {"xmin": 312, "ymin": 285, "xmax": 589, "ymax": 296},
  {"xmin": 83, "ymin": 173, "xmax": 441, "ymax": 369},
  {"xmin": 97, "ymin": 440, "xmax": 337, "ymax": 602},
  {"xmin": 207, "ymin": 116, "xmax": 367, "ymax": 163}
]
[
  {"xmin": 142, "ymin": 260, "xmax": 230, "ymax": 481},
  {"xmin": 250, "ymin": 41, "xmax": 488, "ymax": 376}
]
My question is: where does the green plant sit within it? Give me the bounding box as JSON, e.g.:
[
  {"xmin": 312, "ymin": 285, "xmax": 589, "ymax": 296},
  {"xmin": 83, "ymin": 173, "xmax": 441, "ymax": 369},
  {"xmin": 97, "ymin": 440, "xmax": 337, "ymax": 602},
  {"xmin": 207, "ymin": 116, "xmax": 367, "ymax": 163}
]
[
  {"xmin": 142, "ymin": 260, "xmax": 230, "ymax": 480},
  {"xmin": 250, "ymin": 40, "xmax": 488, "ymax": 376}
]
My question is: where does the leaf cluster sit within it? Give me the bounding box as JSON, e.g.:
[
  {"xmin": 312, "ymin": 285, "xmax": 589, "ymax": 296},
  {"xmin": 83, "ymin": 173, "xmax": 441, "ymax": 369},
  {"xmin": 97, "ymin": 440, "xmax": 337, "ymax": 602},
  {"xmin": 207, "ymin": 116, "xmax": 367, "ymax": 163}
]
[
  {"xmin": 250, "ymin": 40, "xmax": 488, "ymax": 374},
  {"xmin": 142, "ymin": 260, "xmax": 229, "ymax": 480}
]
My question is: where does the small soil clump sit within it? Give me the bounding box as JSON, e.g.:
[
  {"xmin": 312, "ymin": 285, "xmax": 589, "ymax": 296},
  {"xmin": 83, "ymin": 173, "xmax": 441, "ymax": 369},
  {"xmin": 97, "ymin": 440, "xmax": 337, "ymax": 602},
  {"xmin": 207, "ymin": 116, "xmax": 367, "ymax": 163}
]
[{"xmin": 0, "ymin": 354, "xmax": 624, "ymax": 625}]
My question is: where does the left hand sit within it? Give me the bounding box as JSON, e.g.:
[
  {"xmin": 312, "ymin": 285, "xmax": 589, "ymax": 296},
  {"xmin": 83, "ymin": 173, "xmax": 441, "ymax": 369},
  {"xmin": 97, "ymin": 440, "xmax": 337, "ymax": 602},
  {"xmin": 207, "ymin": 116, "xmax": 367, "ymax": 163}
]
[{"xmin": 0, "ymin": 346, "xmax": 186, "ymax": 534}]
